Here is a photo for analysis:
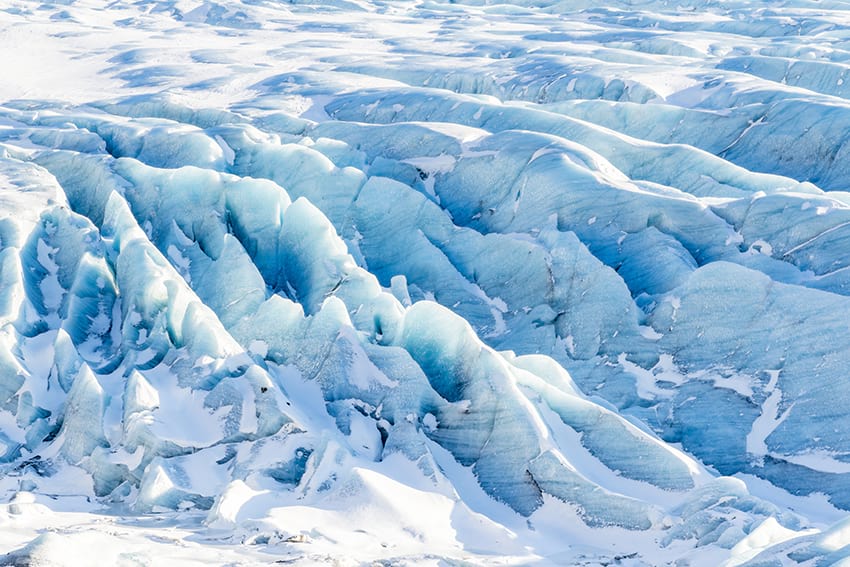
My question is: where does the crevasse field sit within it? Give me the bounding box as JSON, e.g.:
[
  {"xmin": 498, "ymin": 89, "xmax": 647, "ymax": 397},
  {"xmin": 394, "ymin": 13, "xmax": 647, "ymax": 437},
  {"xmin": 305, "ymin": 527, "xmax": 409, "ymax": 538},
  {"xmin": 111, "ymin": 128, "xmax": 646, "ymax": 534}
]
[{"xmin": 3, "ymin": 0, "xmax": 850, "ymax": 565}]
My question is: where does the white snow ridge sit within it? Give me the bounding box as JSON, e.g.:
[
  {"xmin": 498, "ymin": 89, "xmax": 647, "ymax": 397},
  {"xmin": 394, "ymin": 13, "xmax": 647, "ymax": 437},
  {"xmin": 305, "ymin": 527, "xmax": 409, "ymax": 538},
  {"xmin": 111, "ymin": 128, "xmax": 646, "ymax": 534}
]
[{"xmin": 3, "ymin": 0, "xmax": 850, "ymax": 565}]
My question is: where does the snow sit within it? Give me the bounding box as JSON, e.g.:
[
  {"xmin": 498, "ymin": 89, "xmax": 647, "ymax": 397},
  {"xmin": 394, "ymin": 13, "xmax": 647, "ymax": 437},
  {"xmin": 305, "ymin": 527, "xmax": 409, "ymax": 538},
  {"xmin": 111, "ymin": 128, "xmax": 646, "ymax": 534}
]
[
  {"xmin": 746, "ymin": 369, "xmax": 790, "ymax": 463},
  {"xmin": 724, "ymin": 516, "xmax": 813, "ymax": 567},
  {"xmin": 2, "ymin": 0, "xmax": 850, "ymax": 564},
  {"xmin": 780, "ymin": 451, "xmax": 850, "ymax": 475}
]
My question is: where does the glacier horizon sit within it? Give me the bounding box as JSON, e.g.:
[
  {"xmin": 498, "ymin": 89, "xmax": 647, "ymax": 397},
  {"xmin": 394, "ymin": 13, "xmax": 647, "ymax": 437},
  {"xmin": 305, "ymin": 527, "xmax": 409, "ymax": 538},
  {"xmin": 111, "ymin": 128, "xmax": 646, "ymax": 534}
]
[{"xmin": 3, "ymin": 0, "xmax": 850, "ymax": 565}]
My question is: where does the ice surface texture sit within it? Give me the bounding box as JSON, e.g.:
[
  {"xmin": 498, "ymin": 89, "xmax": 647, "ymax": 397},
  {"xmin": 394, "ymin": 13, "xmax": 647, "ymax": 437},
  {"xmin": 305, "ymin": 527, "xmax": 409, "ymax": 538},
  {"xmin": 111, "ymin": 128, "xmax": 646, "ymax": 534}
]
[
  {"xmin": 3, "ymin": 0, "xmax": 850, "ymax": 564},
  {"xmin": 1, "ymin": 113, "xmax": 705, "ymax": 527}
]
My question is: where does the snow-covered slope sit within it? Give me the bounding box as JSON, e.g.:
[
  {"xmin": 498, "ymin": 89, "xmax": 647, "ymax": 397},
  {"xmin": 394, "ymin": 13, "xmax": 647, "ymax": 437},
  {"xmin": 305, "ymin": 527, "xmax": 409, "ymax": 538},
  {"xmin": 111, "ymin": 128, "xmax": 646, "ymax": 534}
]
[{"xmin": 2, "ymin": 0, "xmax": 850, "ymax": 565}]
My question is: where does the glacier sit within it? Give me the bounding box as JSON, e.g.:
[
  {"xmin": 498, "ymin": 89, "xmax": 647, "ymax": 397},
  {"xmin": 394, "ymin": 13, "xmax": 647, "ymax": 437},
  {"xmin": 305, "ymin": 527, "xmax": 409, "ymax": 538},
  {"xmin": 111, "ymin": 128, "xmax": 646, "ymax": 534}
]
[{"xmin": 3, "ymin": 0, "xmax": 850, "ymax": 565}]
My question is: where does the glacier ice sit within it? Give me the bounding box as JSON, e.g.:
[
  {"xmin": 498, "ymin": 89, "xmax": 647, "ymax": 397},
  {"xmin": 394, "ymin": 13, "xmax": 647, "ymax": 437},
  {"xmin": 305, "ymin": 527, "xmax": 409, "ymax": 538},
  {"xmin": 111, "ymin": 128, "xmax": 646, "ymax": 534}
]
[{"xmin": 3, "ymin": 0, "xmax": 850, "ymax": 564}]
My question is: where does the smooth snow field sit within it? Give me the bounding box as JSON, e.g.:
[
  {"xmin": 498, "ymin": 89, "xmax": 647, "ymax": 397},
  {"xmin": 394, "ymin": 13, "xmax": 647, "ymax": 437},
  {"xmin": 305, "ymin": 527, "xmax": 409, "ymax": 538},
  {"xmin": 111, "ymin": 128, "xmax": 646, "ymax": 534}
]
[{"xmin": 4, "ymin": 0, "xmax": 850, "ymax": 565}]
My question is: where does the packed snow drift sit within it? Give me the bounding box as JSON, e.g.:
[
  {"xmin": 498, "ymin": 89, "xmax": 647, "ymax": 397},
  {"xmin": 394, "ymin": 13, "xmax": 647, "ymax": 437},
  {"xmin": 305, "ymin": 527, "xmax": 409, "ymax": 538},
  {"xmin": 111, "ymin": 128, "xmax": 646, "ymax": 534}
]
[{"xmin": 2, "ymin": 0, "xmax": 850, "ymax": 565}]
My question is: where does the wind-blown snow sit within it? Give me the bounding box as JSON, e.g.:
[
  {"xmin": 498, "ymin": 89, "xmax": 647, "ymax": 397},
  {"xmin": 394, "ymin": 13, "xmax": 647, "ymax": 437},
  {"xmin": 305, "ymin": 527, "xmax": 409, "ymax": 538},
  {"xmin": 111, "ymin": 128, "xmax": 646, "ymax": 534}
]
[{"xmin": 2, "ymin": 0, "xmax": 850, "ymax": 565}]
